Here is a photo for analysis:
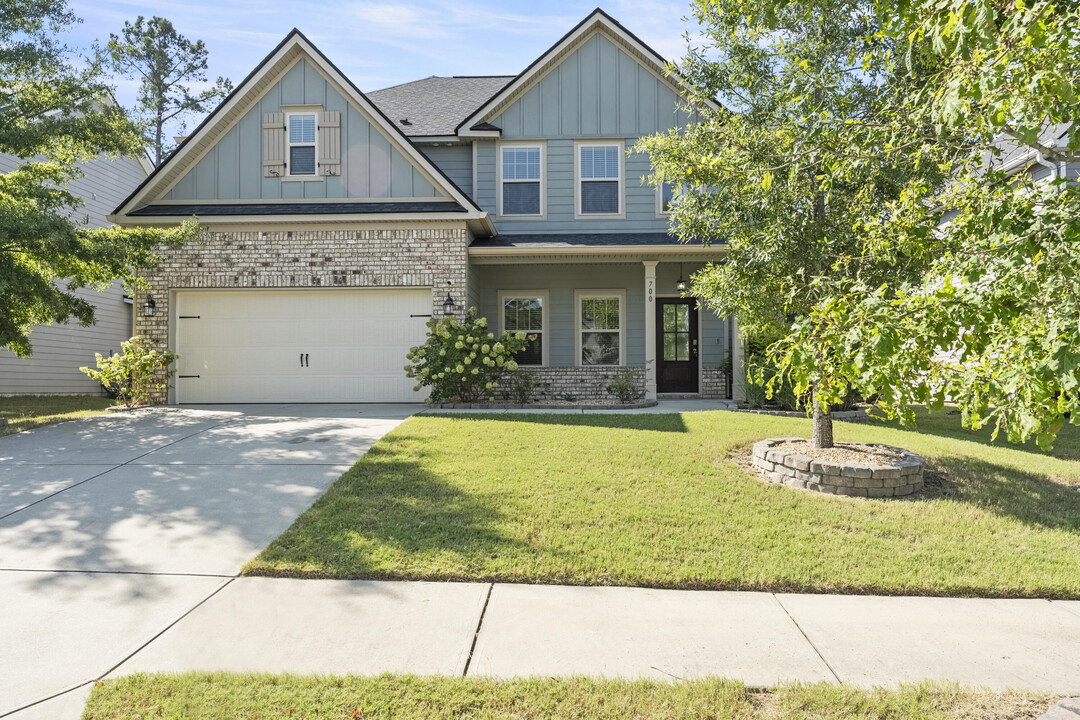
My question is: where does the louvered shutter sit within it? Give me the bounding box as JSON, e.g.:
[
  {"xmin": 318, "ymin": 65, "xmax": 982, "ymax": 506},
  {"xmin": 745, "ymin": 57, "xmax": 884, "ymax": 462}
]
[
  {"xmin": 317, "ymin": 111, "xmax": 341, "ymax": 176},
  {"xmin": 262, "ymin": 112, "xmax": 285, "ymax": 177}
]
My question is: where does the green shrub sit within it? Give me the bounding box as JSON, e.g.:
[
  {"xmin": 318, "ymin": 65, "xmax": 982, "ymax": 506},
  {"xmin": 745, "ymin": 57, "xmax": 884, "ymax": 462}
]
[
  {"xmin": 607, "ymin": 367, "xmax": 644, "ymax": 404},
  {"xmin": 509, "ymin": 369, "xmax": 545, "ymax": 404},
  {"xmin": 405, "ymin": 308, "xmax": 533, "ymax": 403},
  {"xmin": 80, "ymin": 337, "xmax": 179, "ymax": 407}
]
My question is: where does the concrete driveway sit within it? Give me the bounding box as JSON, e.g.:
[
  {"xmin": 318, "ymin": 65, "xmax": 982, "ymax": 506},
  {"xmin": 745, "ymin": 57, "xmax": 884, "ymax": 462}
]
[{"xmin": 0, "ymin": 404, "xmax": 416, "ymax": 718}]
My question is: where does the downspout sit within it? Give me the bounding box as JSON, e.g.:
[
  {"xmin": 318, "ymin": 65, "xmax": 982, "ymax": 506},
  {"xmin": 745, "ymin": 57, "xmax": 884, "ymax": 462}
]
[{"xmin": 1033, "ymin": 151, "xmax": 1058, "ymax": 180}]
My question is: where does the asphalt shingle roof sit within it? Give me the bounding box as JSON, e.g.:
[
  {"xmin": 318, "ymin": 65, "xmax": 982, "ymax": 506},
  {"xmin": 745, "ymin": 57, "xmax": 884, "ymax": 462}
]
[{"xmin": 367, "ymin": 76, "xmax": 513, "ymax": 137}]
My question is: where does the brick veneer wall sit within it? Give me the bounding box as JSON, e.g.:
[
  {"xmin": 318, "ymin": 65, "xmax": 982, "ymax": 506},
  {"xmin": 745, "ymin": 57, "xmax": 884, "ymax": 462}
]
[
  {"xmin": 134, "ymin": 224, "xmax": 470, "ymax": 403},
  {"xmin": 700, "ymin": 366, "xmax": 730, "ymax": 399},
  {"xmin": 493, "ymin": 365, "xmax": 729, "ymax": 402},
  {"xmin": 496, "ymin": 366, "xmax": 646, "ymax": 402}
]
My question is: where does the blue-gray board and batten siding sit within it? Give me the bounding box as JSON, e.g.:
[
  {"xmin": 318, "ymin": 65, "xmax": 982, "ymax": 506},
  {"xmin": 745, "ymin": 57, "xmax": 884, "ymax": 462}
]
[
  {"xmin": 467, "ymin": 32, "xmax": 698, "ymax": 234},
  {"xmin": 472, "ymin": 262, "xmax": 730, "ymax": 369},
  {"xmin": 165, "ymin": 59, "xmax": 443, "ymax": 202}
]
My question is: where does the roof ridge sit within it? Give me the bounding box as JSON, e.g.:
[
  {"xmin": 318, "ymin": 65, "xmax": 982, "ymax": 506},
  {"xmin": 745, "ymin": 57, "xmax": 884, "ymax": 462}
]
[{"xmin": 367, "ymin": 74, "xmax": 441, "ymax": 94}]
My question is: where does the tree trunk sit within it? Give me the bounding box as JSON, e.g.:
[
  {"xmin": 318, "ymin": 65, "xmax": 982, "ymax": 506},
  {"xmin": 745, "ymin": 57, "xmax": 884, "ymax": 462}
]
[{"xmin": 812, "ymin": 398, "xmax": 834, "ymax": 449}]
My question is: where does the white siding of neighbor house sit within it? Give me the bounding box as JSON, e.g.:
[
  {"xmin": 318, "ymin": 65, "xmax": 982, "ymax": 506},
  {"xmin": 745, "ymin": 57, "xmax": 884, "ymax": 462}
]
[{"xmin": 0, "ymin": 153, "xmax": 143, "ymax": 395}]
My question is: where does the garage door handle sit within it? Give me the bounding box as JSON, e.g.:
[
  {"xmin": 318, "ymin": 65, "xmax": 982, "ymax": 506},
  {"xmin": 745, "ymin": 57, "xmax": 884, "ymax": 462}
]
[{"xmin": 300, "ymin": 353, "xmax": 310, "ymax": 368}]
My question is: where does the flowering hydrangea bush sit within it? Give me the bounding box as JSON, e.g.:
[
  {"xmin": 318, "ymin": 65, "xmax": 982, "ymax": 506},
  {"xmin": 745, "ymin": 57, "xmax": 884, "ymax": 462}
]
[{"xmin": 405, "ymin": 307, "xmax": 533, "ymax": 403}]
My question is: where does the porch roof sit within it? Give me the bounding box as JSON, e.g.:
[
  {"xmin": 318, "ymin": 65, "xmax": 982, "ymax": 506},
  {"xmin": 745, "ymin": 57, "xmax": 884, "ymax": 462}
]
[{"xmin": 471, "ymin": 232, "xmax": 721, "ymax": 248}]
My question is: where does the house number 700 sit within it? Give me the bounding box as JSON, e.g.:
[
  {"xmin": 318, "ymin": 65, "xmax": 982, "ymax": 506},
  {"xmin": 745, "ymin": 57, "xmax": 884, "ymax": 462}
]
[{"xmin": 647, "ymin": 279, "xmax": 654, "ymax": 303}]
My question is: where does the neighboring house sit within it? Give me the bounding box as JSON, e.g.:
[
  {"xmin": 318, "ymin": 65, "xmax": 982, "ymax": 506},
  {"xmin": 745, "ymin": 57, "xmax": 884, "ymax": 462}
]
[
  {"xmin": 0, "ymin": 152, "xmax": 150, "ymax": 395},
  {"xmin": 110, "ymin": 9, "xmax": 742, "ymax": 404}
]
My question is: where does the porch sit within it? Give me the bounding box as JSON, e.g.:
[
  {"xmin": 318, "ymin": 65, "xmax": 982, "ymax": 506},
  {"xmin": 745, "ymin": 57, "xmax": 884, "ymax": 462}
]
[{"xmin": 468, "ymin": 237, "xmax": 743, "ymax": 403}]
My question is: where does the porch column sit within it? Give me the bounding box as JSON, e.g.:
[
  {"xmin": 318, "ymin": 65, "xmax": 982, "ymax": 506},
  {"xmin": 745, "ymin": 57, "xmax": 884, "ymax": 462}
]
[
  {"xmin": 731, "ymin": 315, "xmax": 746, "ymax": 404},
  {"xmin": 643, "ymin": 260, "xmax": 658, "ymax": 400}
]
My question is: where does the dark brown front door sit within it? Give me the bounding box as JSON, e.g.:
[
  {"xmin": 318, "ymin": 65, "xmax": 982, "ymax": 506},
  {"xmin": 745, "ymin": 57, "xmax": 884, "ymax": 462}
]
[{"xmin": 656, "ymin": 297, "xmax": 699, "ymax": 393}]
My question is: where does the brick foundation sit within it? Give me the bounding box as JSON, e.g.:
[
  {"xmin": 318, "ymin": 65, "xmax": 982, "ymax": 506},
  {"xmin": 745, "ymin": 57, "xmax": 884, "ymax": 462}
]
[{"xmin": 496, "ymin": 366, "xmax": 646, "ymax": 402}]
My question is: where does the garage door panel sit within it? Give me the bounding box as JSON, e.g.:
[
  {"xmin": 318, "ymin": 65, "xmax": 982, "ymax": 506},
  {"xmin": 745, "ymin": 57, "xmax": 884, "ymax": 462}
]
[{"xmin": 175, "ymin": 289, "xmax": 431, "ymax": 404}]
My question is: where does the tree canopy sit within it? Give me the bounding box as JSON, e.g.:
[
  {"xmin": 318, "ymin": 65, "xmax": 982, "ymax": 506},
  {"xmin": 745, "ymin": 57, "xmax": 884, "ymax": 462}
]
[
  {"xmin": 1, "ymin": 0, "xmax": 199, "ymax": 357},
  {"xmin": 642, "ymin": 0, "xmax": 1080, "ymax": 449},
  {"xmin": 108, "ymin": 16, "xmax": 232, "ymax": 165}
]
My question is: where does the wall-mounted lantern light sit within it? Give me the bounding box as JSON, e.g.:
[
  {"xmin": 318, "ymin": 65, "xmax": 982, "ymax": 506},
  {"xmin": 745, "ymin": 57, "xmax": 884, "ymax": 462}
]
[
  {"xmin": 144, "ymin": 296, "xmax": 156, "ymax": 317},
  {"xmin": 442, "ymin": 292, "xmax": 455, "ymax": 316},
  {"xmin": 675, "ymin": 264, "xmax": 688, "ymax": 293}
]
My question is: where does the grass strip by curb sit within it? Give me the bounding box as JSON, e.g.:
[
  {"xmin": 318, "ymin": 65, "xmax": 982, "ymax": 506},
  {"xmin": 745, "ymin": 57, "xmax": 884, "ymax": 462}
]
[{"xmin": 82, "ymin": 673, "xmax": 1056, "ymax": 720}]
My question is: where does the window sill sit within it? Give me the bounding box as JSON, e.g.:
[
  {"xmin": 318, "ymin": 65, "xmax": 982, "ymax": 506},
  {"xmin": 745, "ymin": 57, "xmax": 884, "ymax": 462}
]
[
  {"xmin": 574, "ymin": 213, "xmax": 626, "ymax": 220},
  {"xmin": 281, "ymin": 175, "xmax": 325, "ymax": 182}
]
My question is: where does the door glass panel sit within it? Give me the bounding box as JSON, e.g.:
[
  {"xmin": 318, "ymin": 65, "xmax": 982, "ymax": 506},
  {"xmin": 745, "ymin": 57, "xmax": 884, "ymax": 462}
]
[
  {"xmin": 676, "ymin": 304, "xmax": 689, "ymax": 331},
  {"xmin": 663, "ymin": 305, "xmax": 675, "ymax": 332},
  {"xmin": 664, "ymin": 332, "xmax": 676, "ymax": 361},
  {"xmin": 676, "ymin": 332, "xmax": 689, "ymax": 361}
]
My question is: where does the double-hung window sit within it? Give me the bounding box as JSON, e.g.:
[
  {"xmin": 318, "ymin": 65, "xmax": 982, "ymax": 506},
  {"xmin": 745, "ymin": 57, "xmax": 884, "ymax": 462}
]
[
  {"xmin": 576, "ymin": 290, "xmax": 624, "ymax": 366},
  {"xmin": 500, "ymin": 291, "xmax": 547, "ymax": 365},
  {"xmin": 286, "ymin": 112, "xmax": 317, "ymax": 178},
  {"xmin": 576, "ymin": 141, "xmax": 623, "ymax": 217},
  {"xmin": 499, "ymin": 144, "xmax": 543, "ymax": 217},
  {"xmin": 658, "ymin": 181, "xmax": 675, "ymax": 215}
]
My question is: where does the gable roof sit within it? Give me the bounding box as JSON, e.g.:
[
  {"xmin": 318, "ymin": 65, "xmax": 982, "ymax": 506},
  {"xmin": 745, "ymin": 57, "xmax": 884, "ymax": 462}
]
[
  {"xmin": 368, "ymin": 76, "xmax": 513, "ymax": 137},
  {"xmin": 457, "ymin": 7, "xmax": 717, "ymax": 136},
  {"xmin": 111, "ymin": 29, "xmax": 490, "ymax": 230}
]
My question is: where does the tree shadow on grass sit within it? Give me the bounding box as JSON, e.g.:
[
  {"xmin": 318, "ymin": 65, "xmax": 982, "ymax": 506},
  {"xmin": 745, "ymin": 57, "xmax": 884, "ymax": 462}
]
[
  {"xmin": 906, "ymin": 455, "xmax": 1080, "ymax": 533},
  {"xmin": 435, "ymin": 412, "xmax": 690, "ymax": 433},
  {"xmin": 247, "ymin": 432, "xmax": 531, "ymax": 580},
  {"xmin": 866, "ymin": 408, "xmax": 1080, "ymax": 462}
]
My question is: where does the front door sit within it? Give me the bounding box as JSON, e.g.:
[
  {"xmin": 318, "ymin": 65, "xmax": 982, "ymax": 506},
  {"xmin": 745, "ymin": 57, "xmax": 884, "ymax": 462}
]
[{"xmin": 656, "ymin": 297, "xmax": 699, "ymax": 393}]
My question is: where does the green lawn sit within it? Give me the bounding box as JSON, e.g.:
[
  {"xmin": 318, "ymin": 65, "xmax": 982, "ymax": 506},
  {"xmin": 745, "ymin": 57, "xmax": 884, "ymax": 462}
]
[
  {"xmin": 82, "ymin": 673, "xmax": 1053, "ymax": 720},
  {"xmin": 245, "ymin": 409, "xmax": 1080, "ymax": 598},
  {"xmin": 0, "ymin": 394, "xmax": 114, "ymax": 437}
]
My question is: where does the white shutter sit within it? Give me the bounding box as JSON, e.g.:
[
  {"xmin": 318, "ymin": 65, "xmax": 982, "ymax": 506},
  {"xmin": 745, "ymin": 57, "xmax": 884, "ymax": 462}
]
[
  {"xmin": 317, "ymin": 111, "xmax": 341, "ymax": 176},
  {"xmin": 262, "ymin": 112, "xmax": 285, "ymax": 177}
]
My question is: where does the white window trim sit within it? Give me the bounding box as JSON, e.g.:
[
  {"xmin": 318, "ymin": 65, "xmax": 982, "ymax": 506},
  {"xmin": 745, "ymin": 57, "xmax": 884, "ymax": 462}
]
[
  {"xmin": 497, "ymin": 290, "xmax": 550, "ymax": 367},
  {"xmin": 575, "ymin": 289, "xmax": 626, "ymax": 367},
  {"xmin": 656, "ymin": 181, "xmax": 674, "ymax": 217},
  {"xmin": 574, "ymin": 139, "xmax": 625, "ymax": 220},
  {"xmin": 496, "ymin": 141, "xmax": 546, "ymax": 219},
  {"xmin": 284, "ymin": 110, "xmax": 321, "ymax": 182}
]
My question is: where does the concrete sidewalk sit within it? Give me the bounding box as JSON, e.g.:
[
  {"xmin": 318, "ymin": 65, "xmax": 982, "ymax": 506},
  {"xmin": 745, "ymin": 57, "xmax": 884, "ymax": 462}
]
[
  {"xmin": 104, "ymin": 579, "xmax": 1080, "ymax": 693},
  {"xmin": 9, "ymin": 578, "xmax": 1080, "ymax": 718}
]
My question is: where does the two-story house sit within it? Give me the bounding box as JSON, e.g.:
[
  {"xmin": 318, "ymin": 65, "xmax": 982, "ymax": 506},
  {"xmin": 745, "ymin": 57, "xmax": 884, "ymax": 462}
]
[{"xmin": 110, "ymin": 8, "xmax": 741, "ymax": 404}]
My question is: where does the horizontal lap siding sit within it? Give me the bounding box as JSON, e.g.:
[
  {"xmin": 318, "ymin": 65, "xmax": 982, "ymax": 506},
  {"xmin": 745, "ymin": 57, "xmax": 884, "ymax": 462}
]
[
  {"xmin": 420, "ymin": 144, "xmax": 473, "ymax": 200},
  {"xmin": 474, "ymin": 263, "xmax": 645, "ymax": 367},
  {"xmin": 0, "ymin": 153, "xmax": 142, "ymax": 394},
  {"xmin": 473, "ymin": 262, "xmax": 730, "ymax": 370}
]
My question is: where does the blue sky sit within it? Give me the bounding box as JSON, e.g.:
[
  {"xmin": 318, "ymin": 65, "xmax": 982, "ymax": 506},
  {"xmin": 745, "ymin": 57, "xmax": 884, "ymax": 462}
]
[{"xmin": 67, "ymin": 0, "xmax": 697, "ymax": 134}]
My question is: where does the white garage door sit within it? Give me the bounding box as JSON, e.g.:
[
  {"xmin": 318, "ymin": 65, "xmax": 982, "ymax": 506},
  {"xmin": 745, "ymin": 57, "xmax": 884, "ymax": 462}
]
[{"xmin": 174, "ymin": 289, "xmax": 432, "ymax": 403}]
